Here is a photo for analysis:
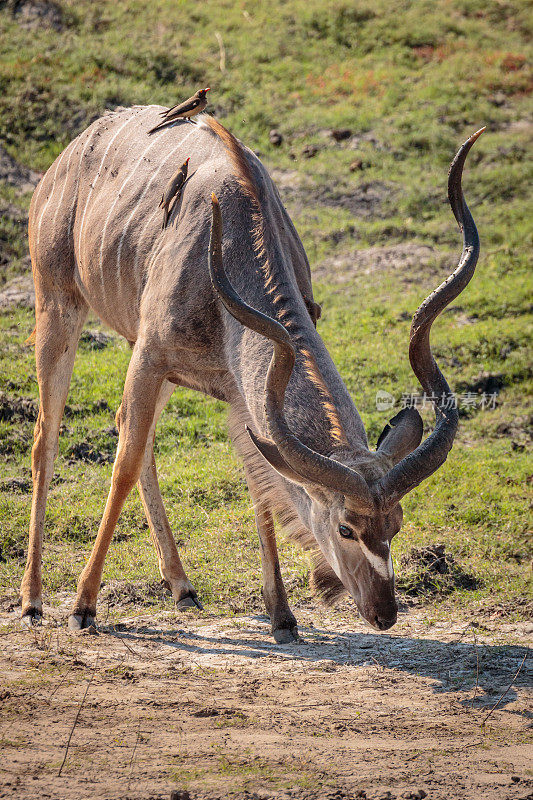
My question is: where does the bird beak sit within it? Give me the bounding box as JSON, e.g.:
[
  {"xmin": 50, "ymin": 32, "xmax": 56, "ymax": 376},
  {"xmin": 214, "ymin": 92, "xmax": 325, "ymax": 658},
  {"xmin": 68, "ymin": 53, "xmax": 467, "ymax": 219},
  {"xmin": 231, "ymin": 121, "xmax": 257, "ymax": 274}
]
[{"xmin": 205, "ymin": 87, "xmax": 211, "ymax": 91}]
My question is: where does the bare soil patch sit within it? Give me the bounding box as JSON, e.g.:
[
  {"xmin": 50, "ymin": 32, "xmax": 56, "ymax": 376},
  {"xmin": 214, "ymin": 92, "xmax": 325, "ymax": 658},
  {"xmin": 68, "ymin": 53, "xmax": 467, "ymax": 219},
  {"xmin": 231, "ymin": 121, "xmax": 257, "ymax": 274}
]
[
  {"xmin": 0, "ymin": 600, "xmax": 531, "ymax": 800},
  {"xmin": 269, "ymin": 168, "xmax": 388, "ymax": 219},
  {"xmin": 9, "ymin": 0, "xmax": 65, "ymax": 31},
  {"xmin": 0, "ymin": 274, "xmax": 35, "ymax": 309},
  {"xmin": 0, "ymin": 146, "xmax": 41, "ymax": 193},
  {"xmin": 312, "ymin": 245, "xmax": 454, "ymax": 285},
  {"xmin": 396, "ymin": 544, "xmax": 480, "ymax": 597}
]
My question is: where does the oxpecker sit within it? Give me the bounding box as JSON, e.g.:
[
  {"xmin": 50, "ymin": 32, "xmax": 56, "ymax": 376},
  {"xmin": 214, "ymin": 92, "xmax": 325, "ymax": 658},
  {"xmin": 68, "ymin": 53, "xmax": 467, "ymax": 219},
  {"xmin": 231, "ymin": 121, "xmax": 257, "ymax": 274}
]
[
  {"xmin": 148, "ymin": 88, "xmax": 210, "ymax": 134},
  {"xmin": 160, "ymin": 157, "xmax": 190, "ymax": 229}
]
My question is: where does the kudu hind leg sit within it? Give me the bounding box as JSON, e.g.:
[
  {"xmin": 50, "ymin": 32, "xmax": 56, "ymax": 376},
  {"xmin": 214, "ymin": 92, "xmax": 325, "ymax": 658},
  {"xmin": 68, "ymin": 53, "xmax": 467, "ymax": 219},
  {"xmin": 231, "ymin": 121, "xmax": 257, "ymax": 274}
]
[
  {"xmin": 69, "ymin": 354, "xmax": 164, "ymax": 630},
  {"xmin": 20, "ymin": 297, "xmax": 88, "ymax": 625},
  {"xmin": 137, "ymin": 380, "xmax": 201, "ymax": 609},
  {"xmin": 246, "ymin": 475, "xmax": 299, "ymax": 643}
]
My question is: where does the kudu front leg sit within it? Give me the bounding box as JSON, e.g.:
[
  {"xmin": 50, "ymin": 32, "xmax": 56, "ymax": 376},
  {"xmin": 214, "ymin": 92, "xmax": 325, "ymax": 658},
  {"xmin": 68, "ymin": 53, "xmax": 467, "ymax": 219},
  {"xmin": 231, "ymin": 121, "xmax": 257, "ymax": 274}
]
[
  {"xmin": 247, "ymin": 477, "xmax": 299, "ymax": 643},
  {"xmin": 68, "ymin": 355, "xmax": 165, "ymax": 630},
  {"xmin": 137, "ymin": 380, "xmax": 201, "ymax": 609}
]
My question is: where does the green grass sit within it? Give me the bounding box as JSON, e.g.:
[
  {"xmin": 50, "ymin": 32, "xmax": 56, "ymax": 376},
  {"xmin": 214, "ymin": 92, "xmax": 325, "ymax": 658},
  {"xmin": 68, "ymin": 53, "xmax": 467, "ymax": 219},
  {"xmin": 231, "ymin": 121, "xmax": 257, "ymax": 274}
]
[{"xmin": 0, "ymin": 0, "xmax": 531, "ymax": 620}]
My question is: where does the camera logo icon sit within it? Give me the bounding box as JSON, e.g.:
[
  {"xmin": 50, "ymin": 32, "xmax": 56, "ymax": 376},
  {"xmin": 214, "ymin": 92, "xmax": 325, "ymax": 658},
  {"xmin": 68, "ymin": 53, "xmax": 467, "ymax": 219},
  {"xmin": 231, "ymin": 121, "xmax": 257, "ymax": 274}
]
[{"xmin": 375, "ymin": 390, "xmax": 395, "ymax": 411}]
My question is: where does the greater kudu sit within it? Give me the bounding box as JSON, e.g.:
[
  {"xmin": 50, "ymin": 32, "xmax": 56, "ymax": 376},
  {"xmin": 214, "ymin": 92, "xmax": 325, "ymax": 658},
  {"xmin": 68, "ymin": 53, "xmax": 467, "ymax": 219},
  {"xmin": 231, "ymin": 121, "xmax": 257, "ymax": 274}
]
[{"xmin": 20, "ymin": 104, "xmax": 483, "ymax": 641}]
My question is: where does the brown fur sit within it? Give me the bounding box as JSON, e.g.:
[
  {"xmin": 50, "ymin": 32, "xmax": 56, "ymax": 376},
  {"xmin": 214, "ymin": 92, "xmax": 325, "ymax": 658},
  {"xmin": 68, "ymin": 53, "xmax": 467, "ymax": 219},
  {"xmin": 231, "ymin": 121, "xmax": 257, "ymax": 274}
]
[
  {"xmin": 21, "ymin": 105, "xmax": 377, "ymax": 631},
  {"xmin": 203, "ymin": 115, "xmax": 349, "ymax": 452},
  {"xmin": 228, "ymin": 403, "xmax": 344, "ymax": 605},
  {"xmin": 203, "ymin": 116, "xmax": 354, "ymax": 600},
  {"xmin": 310, "ymin": 557, "xmax": 347, "ymax": 606}
]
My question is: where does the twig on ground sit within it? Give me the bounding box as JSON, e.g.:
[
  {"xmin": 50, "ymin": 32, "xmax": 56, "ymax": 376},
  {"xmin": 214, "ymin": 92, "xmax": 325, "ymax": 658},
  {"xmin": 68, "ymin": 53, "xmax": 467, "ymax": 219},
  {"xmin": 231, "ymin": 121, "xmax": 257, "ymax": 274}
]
[
  {"xmin": 215, "ymin": 32, "xmax": 226, "ymax": 72},
  {"xmin": 118, "ymin": 635, "xmax": 143, "ymax": 658},
  {"xmin": 472, "ymin": 630, "xmax": 480, "ymax": 704},
  {"xmin": 481, "ymin": 647, "xmax": 529, "ymax": 730},
  {"xmin": 46, "ymin": 664, "xmax": 74, "ymax": 704},
  {"xmin": 57, "ymin": 649, "xmax": 100, "ymax": 776},
  {"xmin": 127, "ymin": 719, "xmax": 142, "ymax": 792}
]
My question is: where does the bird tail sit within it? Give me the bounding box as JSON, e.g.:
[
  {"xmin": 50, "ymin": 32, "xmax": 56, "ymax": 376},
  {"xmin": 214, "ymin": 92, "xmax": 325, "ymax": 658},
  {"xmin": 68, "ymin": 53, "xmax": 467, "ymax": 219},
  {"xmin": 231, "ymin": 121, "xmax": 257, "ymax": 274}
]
[
  {"xmin": 148, "ymin": 121, "xmax": 167, "ymax": 135},
  {"xmin": 25, "ymin": 326, "xmax": 36, "ymax": 346}
]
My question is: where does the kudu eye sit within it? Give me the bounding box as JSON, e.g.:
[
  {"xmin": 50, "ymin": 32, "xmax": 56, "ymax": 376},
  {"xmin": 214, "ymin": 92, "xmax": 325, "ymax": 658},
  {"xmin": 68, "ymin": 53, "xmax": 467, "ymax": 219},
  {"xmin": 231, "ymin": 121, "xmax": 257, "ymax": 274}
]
[{"xmin": 338, "ymin": 524, "xmax": 355, "ymax": 539}]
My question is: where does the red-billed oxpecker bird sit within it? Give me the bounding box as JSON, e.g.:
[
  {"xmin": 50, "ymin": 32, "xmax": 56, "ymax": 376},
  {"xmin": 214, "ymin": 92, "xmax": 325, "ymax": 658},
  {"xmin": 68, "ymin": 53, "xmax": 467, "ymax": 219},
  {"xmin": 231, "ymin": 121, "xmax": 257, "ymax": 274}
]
[
  {"xmin": 148, "ymin": 88, "xmax": 210, "ymax": 134},
  {"xmin": 159, "ymin": 157, "xmax": 190, "ymax": 229}
]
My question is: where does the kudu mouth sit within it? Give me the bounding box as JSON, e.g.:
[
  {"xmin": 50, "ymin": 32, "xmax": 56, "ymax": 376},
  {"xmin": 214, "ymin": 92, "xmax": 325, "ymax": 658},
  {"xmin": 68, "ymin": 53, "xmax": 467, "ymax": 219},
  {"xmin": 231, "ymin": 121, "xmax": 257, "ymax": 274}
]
[{"xmin": 373, "ymin": 610, "xmax": 398, "ymax": 631}]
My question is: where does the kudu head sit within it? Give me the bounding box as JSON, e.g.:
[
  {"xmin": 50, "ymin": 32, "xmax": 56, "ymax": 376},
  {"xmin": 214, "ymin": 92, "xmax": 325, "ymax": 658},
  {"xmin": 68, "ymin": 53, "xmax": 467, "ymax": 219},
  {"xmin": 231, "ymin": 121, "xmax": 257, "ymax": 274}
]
[{"xmin": 208, "ymin": 129, "xmax": 484, "ymax": 630}]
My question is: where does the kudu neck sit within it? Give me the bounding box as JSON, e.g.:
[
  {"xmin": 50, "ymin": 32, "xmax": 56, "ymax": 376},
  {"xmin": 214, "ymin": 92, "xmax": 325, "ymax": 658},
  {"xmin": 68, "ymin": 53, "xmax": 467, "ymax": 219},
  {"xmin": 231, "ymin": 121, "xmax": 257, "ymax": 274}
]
[{"xmin": 236, "ymin": 296, "xmax": 369, "ymax": 460}]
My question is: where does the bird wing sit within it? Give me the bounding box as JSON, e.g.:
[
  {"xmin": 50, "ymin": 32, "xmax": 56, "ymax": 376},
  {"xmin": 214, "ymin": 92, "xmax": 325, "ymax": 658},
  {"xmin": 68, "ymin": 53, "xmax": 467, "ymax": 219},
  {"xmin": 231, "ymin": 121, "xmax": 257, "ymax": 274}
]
[
  {"xmin": 161, "ymin": 96, "xmax": 200, "ymax": 119},
  {"xmin": 162, "ymin": 168, "xmax": 186, "ymax": 203}
]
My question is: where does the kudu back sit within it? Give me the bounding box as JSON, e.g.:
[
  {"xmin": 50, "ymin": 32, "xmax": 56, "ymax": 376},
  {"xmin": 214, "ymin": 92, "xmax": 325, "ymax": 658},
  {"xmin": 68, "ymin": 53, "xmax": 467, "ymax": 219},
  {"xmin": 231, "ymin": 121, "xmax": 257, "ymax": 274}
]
[{"xmin": 20, "ymin": 104, "xmax": 483, "ymax": 641}]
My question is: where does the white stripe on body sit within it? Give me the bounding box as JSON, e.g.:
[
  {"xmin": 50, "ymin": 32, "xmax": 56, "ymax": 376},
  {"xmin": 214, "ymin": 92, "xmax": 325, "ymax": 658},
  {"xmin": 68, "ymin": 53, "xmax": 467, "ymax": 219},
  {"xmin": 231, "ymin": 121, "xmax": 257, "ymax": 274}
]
[
  {"xmin": 133, "ymin": 206, "xmax": 161, "ymax": 274},
  {"xmin": 129, "ymin": 134, "xmax": 214, "ymax": 290},
  {"xmin": 67, "ymin": 126, "xmax": 99, "ymax": 236},
  {"xmin": 32, "ymin": 160, "xmax": 51, "ymax": 209},
  {"xmin": 36, "ymin": 140, "xmax": 76, "ymax": 247},
  {"xmin": 77, "ymin": 113, "xmax": 134, "ymax": 256},
  {"xmin": 136, "ymin": 138, "xmax": 215, "ymax": 297},
  {"xmin": 115, "ymin": 128, "xmax": 197, "ymax": 274},
  {"xmin": 51, "ymin": 138, "xmax": 80, "ymax": 231},
  {"xmin": 99, "ymin": 126, "xmax": 195, "ymax": 281}
]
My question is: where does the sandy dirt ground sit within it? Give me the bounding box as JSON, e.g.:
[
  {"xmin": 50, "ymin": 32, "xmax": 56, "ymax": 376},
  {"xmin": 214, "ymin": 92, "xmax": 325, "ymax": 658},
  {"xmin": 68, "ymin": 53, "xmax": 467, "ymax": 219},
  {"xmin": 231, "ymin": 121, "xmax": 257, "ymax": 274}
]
[{"xmin": 0, "ymin": 598, "xmax": 531, "ymax": 800}]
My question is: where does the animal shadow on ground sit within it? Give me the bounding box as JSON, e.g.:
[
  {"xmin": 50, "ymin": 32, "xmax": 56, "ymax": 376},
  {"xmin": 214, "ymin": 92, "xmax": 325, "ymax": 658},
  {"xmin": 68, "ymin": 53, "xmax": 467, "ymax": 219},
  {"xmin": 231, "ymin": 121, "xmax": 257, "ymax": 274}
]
[{"xmin": 102, "ymin": 618, "xmax": 531, "ymax": 716}]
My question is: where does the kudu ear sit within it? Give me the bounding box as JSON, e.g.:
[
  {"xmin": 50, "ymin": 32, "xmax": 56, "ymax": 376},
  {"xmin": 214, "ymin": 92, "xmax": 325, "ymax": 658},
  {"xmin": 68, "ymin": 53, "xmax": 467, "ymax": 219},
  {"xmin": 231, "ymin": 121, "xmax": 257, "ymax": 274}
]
[
  {"xmin": 376, "ymin": 408, "xmax": 424, "ymax": 465},
  {"xmin": 245, "ymin": 426, "xmax": 310, "ymax": 486}
]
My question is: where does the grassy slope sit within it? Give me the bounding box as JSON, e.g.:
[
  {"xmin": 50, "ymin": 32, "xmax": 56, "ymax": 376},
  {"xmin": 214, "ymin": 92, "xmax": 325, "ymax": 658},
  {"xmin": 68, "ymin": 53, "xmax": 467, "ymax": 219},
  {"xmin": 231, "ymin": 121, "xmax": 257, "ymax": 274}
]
[{"xmin": 0, "ymin": 0, "xmax": 531, "ymax": 619}]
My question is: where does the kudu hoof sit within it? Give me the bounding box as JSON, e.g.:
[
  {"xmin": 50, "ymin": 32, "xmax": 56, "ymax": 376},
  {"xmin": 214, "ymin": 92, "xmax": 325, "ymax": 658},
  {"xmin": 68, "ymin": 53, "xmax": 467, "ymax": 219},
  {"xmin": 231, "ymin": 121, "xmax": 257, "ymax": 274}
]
[
  {"xmin": 177, "ymin": 593, "xmax": 203, "ymax": 611},
  {"xmin": 68, "ymin": 611, "xmax": 98, "ymax": 633},
  {"xmin": 21, "ymin": 608, "xmax": 42, "ymax": 627},
  {"xmin": 273, "ymin": 626, "xmax": 300, "ymax": 644}
]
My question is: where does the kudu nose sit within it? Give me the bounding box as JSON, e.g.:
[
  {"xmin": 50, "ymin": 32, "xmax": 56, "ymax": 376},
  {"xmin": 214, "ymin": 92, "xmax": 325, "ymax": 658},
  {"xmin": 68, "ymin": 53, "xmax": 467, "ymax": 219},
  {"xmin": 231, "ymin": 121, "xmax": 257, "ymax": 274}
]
[{"xmin": 374, "ymin": 611, "xmax": 397, "ymax": 631}]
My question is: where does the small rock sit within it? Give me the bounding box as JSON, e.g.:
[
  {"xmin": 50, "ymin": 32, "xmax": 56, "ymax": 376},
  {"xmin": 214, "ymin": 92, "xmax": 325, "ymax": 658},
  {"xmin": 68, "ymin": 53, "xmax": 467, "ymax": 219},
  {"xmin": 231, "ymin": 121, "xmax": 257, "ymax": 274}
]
[
  {"xmin": 93, "ymin": 398, "xmax": 111, "ymax": 412},
  {"xmin": 80, "ymin": 329, "xmax": 113, "ymax": 350},
  {"xmin": 103, "ymin": 425, "xmax": 119, "ymax": 437},
  {"xmin": 376, "ymin": 792, "xmax": 395, "ymax": 800},
  {"xmin": 170, "ymin": 791, "xmax": 190, "ymax": 800},
  {"xmin": 350, "ymin": 159, "xmax": 363, "ymax": 171},
  {"xmin": 500, "ymin": 344, "xmax": 513, "ymax": 359},
  {"xmin": 192, "ymin": 707, "xmax": 219, "ymax": 717},
  {"xmin": 402, "ymin": 791, "xmax": 427, "ymax": 800},
  {"xmin": 302, "ymin": 143, "xmax": 319, "ymax": 158},
  {"xmin": 488, "ymin": 92, "xmax": 507, "ymax": 107},
  {"xmin": 269, "ymin": 129, "xmax": 283, "ymax": 146},
  {"xmin": 511, "ymin": 776, "xmax": 521, "ymax": 783},
  {"xmin": 331, "ymin": 127, "xmax": 352, "ymax": 141},
  {"xmin": 0, "ymin": 477, "xmax": 31, "ymax": 493}
]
